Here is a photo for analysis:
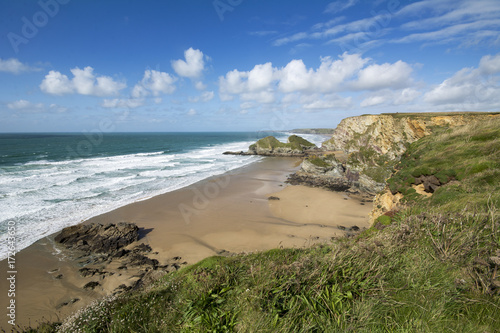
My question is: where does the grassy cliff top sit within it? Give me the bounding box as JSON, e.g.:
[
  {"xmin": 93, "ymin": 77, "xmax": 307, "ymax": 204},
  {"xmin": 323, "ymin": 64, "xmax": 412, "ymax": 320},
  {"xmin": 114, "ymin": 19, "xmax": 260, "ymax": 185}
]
[
  {"xmin": 361, "ymin": 111, "xmax": 500, "ymax": 118},
  {"xmin": 290, "ymin": 128, "xmax": 335, "ymax": 134}
]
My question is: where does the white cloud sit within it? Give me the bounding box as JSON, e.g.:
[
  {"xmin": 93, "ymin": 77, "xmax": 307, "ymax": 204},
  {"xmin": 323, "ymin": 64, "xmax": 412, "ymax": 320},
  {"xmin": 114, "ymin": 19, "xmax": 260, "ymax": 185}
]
[
  {"xmin": 241, "ymin": 90, "xmax": 275, "ymax": 104},
  {"xmin": 479, "ymin": 53, "xmax": 500, "ymax": 74},
  {"xmin": 423, "ymin": 53, "xmax": 500, "ymax": 107},
  {"xmin": 102, "ymin": 98, "xmax": 144, "ymax": 109},
  {"xmin": 278, "ymin": 60, "xmax": 312, "ymax": 93},
  {"xmin": 40, "ymin": 67, "xmax": 125, "ymax": 96},
  {"xmin": 132, "ymin": 70, "xmax": 177, "ymax": 98},
  {"xmin": 302, "ymin": 93, "xmax": 353, "ymax": 110},
  {"xmin": 240, "ymin": 102, "xmax": 255, "ymax": 110},
  {"xmin": 248, "ymin": 30, "xmax": 278, "ymax": 37},
  {"xmin": 0, "ymin": 58, "xmax": 40, "ymax": 74},
  {"xmin": 218, "ymin": 53, "xmax": 416, "ymax": 108},
  {"xmin": 278, "ymin": 53, "xmax": 368, "ymax": 93},
  {"xmin": 354, "ymin": 60, "xmax": 413, "ymax": 90},
  {"xmin": 247, "ymin": 63, "xmax": 275, "ymax": 91},
  {"xmin": 394, "ymin": 88, "xmax": 421, "ymax": 105},
  {"xmin": 360, "ymin": 88, "xmax": 422, "ymax": 108},
  {"xmin": 273, "ymin": 32, "xmax": 308, "ymax": 47},
  {"xmin": 48, "ymin": 104, "xmax": 68, "ymax": 113},
  {"xmin": 360, "ymin": 95, "xmax": 387, "ymax": 107},
  {"xmin": 172, "ymin": 48, "xmax": 206, "ymax": 78},
  {"xmin": 272, "ymin": 0, "xmax": 499, "ymax": 54},
  {"xmin": 7, "ymin": 100, "xmax": 68, "ymax": 113},
  {"xmin": 219, "ymin": 63, "xmax": 277, "ymax": 103},
  {"xmin": 7, "ymin": 99, "xmax": 43, "ymax": 110},
  {"xmin": 219, "ymin": 69, "xmax": 248, "ymax": 96},
  {"xmin": 187, "ymin": 108, "xmax": 197, "ymax": 116},
  {"xmin": 399, "ymin": 0, "xmax": 500, "ymax": 30},
  {"xmin": 39, "ymin": 70, "xmax": 74, "ymax": 95},
  {"xmin": 194, "ymin": 81, "xmax": 207, "ymax": 90},
  {"xmin": 394, "ymin": 20, "xmax": 500, "ymax": 44},
  {"xmin": 189, "ymin": 91, "xmax": 214, "ymax": 103},
  {"xmin": 423, "ymin": 68, "xmax": 477, "ymax": 104},
  {"xmin": 393, "ymin": 0, "xmax": 500, "ymax": 47},
  {"xmin": 324, "ymin": 0, "xmax": 358, "ymax": 14}
]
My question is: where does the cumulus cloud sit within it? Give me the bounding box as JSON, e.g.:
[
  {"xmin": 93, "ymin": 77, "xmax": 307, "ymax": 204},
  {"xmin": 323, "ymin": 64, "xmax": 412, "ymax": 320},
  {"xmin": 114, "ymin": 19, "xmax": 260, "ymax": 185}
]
[
  {"xmin": 0, "ymin": 58, "xmax": 40, "ymax": 74},
  {"xmin": 219, "ymin": 62, "xmax": 277, "ymax": 103},
  {"xmin": 39, "ymin": 71, "xmax": 74, "ymax": 95},
  {"xmin": 219, "ymin": 53, "xmax": 413, "ymax": 107},
  {"xmin": 131, "ymin": 70, "xmax": 177, "ymax": 98},
  {"xmin": 423, "ymin": 52, "xmax": 500, "ymax": 107},
  {"xmin": 172, "ymin": 48, "xmax": 206, "ymax": 78},
  {"xmin": 354, "ymin": 61, "xmax": 413, "ymax": 90},
  {"xmin": 280, "ymin": 54, "xmax": 368, "ymax": 93},
  {"xmin": 40, "ymin": 67, "xmax": 125, "ymax": 96},
  {"xmin": 187, "ymin": 108, "xmax": 197, "ymax": 116},
  {"xmin": 479, "ymin": 53, "xmax": 500, "ymax": 75}
]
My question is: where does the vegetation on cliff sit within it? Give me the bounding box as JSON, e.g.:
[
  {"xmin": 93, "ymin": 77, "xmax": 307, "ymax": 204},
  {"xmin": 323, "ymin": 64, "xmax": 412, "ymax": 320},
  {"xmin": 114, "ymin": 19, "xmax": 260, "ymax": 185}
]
[
  {"xmin": 290, "ymin": 128, "xmax": 336, "ymax": 135},
  {"xmin": 248, "ymin": 135, "xmax": 316, "ymax": 154},
  {"xmin": 25, "ymin": 117, "xmax": 500, "ymax": 333}
]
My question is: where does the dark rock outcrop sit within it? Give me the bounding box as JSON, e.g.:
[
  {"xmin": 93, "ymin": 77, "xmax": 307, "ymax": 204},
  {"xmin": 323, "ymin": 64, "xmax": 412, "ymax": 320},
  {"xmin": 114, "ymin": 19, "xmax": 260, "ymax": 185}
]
[
  {"xmin": 413, "ymin": 175, "xmax": 442, "ymax": 193},
  {"xmin": 55, "ymin": 222, "xmax": 139, "ymax": 254},
  {"xmin": 286, "ymin": 173, "xmax": 351, "ymax": 192}
]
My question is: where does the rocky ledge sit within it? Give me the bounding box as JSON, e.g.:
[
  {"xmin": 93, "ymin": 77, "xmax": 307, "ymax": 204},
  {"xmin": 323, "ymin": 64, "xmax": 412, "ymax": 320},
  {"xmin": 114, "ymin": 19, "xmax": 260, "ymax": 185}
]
[{"xmin": 54, "ymin": 222, "xmax": 187, "ymax": 298}]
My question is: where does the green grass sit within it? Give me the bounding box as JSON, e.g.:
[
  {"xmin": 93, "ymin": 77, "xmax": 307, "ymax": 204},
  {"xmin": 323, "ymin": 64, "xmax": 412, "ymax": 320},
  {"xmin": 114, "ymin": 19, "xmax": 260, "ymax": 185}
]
[
  {"xmin": 388, "ymin": 118, "xmax": 500, "ymax": 211},
  {"xmin": 24, "ymin": 118, "xmax": 500, "ymax": 333},
  {"xmin": 287, "ymin": 135, "xmax": 316, "ymax": 148},
  {"xmin": 307, "ymin": 156, "xmax": 331, "ymax": 168},
  {"xmin": 251, "ymin": 135, "xmax": 315, "ymax": 151}
]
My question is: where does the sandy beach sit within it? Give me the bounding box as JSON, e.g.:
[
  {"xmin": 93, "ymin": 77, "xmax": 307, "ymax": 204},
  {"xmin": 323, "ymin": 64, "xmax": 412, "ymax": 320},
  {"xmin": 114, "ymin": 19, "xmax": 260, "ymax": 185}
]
[{"xmin": 0, "ymin": 157, "xmax": 372, "ymax": 329}]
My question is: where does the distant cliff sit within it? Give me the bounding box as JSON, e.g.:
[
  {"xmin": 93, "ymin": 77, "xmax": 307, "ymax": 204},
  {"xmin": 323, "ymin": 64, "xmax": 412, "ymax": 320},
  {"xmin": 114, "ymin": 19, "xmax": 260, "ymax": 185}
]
[
  {"xmin": 224, "ymin": 135, "xmax": 319, "ymax": 157},
  {"xmin": 290, "ymin": 128, "xmax": 335, "ymax": 135}
]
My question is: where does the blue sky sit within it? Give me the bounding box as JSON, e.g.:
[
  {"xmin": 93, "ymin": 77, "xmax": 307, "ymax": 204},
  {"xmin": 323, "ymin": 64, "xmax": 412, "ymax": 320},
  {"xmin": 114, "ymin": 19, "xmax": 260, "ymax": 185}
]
[{"xmin": 1, "ymin": 0, "xmax": 499, "ymax": 132}]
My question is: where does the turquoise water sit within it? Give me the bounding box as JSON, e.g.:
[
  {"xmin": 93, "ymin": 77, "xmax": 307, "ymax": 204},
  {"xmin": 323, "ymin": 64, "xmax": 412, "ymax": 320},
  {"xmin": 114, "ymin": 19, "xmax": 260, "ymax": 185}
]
[{"xmin": 0, "ymin": 132, "xmax": 325, "ymax": 259}]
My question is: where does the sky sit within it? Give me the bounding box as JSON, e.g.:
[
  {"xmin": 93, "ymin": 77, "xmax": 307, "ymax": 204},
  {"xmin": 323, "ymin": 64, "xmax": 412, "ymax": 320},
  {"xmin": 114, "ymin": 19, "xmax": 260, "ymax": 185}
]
[{"xmin": 0, "ymin": 0, "xmax": 499, "ymax": 132}]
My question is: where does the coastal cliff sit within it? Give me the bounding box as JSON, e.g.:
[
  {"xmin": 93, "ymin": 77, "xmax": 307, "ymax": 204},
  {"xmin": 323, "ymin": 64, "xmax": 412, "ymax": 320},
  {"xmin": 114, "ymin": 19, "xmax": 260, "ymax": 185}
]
[
  {"xmin": 322, "ymin": 112, "xmax": 498, "ymax": 159},
  {"xmin": 294, "ymin": 112, "xmax": 500, "ymax": 196}
]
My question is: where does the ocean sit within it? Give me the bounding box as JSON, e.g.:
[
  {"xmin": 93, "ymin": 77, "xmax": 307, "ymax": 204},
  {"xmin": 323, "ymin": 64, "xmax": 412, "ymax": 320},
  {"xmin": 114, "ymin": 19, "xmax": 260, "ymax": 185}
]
[{"xmin": 0, "ymin": 132, "xmax": 326, "ymax": 260}]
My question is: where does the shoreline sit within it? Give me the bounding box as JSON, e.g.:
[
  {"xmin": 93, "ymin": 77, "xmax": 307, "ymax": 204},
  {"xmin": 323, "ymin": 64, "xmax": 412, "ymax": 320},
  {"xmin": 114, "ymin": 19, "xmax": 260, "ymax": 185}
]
[{"xmin": 0, "ymin": 157, "xmax": 372, "ymax": 329}]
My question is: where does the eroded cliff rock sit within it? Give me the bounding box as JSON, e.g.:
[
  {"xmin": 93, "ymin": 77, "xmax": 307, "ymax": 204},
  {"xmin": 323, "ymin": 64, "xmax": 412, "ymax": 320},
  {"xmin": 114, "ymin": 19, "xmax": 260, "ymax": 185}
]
[
  {"xmin": 290, "ymin": 112, "xmax": 499, "ymax": 196},
  {"xmin": 322, "ymin": 113, "xmax": 497, "ymax": 159}
]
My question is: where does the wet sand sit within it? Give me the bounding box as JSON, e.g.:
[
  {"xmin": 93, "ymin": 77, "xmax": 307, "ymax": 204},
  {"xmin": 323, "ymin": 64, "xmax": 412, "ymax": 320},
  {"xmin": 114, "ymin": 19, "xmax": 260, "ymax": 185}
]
[{"xmin": 0, "ymin": 157, "xmax": 372, "ymax": 329}]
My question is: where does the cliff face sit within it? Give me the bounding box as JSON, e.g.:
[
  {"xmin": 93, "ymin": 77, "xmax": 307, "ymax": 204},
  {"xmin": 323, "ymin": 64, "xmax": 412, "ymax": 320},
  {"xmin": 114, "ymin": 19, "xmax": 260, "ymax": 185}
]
[
  {"xmin": 291, "ymin": 112, "xmax": 499, "ymax": 196},
  {"xmin": 322, "ymin": 113, "xmax": 498, "ymax": 160}
]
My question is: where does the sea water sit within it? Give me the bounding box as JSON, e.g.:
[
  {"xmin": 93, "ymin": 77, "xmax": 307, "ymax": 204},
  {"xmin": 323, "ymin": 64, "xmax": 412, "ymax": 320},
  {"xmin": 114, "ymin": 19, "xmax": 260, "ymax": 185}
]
[{"xmin": 0, "ymin": 132, "xmax": 326, "ymax": 260}]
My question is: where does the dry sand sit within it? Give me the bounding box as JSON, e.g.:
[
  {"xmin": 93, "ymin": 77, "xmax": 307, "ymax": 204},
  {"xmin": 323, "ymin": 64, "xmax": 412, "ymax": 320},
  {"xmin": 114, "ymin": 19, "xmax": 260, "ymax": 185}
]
[{"xmin": 0, "ymin": 157, "xmax": 372, "ymax": 329}]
